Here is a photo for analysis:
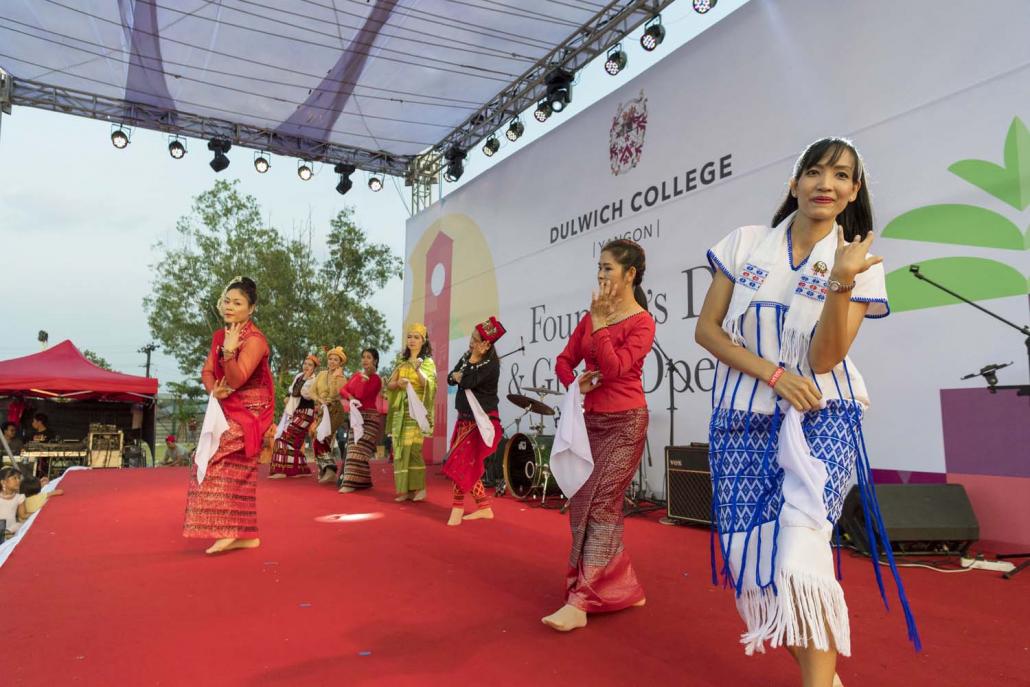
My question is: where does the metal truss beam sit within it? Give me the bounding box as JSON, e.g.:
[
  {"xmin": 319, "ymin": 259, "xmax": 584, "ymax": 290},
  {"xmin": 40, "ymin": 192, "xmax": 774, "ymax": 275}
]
[
  {"xmin": 9, "ymin": 77, "xmax": 413, "ymax": 177},
  {"xmin": 417, "ymin": 0, "xmax": 676, "ymax": 181}
]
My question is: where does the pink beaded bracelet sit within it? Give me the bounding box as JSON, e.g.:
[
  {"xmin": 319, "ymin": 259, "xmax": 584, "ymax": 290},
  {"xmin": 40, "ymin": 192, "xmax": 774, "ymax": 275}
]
[{"xmin": 768, "ymin": 367, "xmax": 785, "ymax": 388}]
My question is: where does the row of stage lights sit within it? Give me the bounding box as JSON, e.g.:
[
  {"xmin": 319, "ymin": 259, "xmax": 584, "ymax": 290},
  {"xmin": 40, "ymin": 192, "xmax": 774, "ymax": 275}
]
[
  {"xmin": 468, "ymin": 8, "xmax": 707, "ymax": 171},
  {"xmin": 109, "ymin": 128, "xmax": 383, "ymax": 195},
  {"xmin": 113, "ymin": 6, "xmax": 712, "ymax": 188}
]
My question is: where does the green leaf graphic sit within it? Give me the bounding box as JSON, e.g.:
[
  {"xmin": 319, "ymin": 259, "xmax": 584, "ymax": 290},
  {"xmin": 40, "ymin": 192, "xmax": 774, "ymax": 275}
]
[
  {"xmin": 948, "ymin": 117, "xmax": 1030, "ymax": 210},
  {"xmin": 886, "ymin": 257, "xmax": 1028, "ymax": 312},
  {"xmin": 882, "ymin": 204, "xmax": 1026, "ymax": 250}
]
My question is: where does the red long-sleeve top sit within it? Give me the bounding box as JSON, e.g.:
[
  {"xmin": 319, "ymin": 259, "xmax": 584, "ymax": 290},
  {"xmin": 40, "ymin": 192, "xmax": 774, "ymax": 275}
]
[
  {"xmin": 339, "ymin": 371, "xmax": 383, "ymax": 409},
  {"xmin": 555, "ymin": 311, "xmax": 655, "ymax": 413},
  {"xmin": 201, "ymin": 324, "xmax": 272, "ymax": 394}
]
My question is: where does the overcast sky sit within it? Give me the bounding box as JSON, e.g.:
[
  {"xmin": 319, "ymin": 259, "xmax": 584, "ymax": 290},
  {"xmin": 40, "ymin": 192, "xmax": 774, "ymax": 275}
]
[{"xmin": 0, "ymin": 0, "xmax": 746, "ymax": 388}]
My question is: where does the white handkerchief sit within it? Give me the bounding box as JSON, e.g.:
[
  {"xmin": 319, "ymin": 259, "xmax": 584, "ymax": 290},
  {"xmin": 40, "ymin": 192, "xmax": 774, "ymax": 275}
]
[
  {"xmin": 405, "ymin": 383, "xmax": 430, "ymax": 433},
  {"xmin": 777, "ymin": 399, "xmax": 832, "ymax": 533},
  {"xmin": 550, "ymin": 384, "xmax": 593, "ymax": 498},
  {"xmin": 316, "ymin": 405, "xmax": 333, "ymax": 442},
  {"xmin": 273, "ymin": 407, "xmax": 291, "ymax": 440},
  {"xmin": 349, "ymin": 399, "xmax": 364, "ymax": 444},
  {"xmin": 195, "ymin": 393, "xmax": 229, "ymax": 485},
  {"xmin": 464, "ymin": 389, "xmax": 495, "ymax": 447}
]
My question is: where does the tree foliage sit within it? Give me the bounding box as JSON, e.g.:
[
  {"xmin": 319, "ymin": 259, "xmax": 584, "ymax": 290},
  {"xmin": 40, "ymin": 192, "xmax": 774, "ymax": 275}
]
[
  {"xmin": 81, "ymin": 349, "xmax": 113, "ymax": 371},
  {"xmin": 144, "ymin": 180, "xmax": 402, "ymax": 407}
]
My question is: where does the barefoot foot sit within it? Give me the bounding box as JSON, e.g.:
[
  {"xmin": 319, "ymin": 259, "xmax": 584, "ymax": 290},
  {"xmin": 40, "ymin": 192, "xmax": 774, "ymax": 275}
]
[
  {"xmin": 632, "ymin": 598, "xmax": 646, "ymax": 607},
  {"xmin": 267, "ymin": 473, "xmax": 286, "ymax": 479},
  {"xmin": 462, "ymin": 507, "xmax": 494, "ymax": 521},
  {"xmin": 339, "ymin": 486, "xmax": 355, "ymax": 493},
  {"xmin": 411, "ymin": 489, "xmax": 426, "ymax": 502},
  {"xmin": 205, "ymin": 538, "xmax": 236, "ymax": 554},
  {"xmin": 541, "ymin": 604, "xmax": 587, "ymax": 632},
  {"xmin": 395, "ymin": 493, "xmax": 411, "ymax": 502},
  {"xmin": 447, "ymin": 507, "xmax": 464, "ymax": 526}
]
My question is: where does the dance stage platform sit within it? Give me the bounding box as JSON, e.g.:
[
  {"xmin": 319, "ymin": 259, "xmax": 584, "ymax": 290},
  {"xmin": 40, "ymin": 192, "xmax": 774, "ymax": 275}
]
[{"xmin": 4, "ymin": 465, "xmax": 1026, "ymax": 686}]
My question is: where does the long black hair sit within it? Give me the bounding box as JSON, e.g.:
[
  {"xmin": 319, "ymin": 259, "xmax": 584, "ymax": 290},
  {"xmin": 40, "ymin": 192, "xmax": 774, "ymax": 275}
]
[
  {"xmin": 600, "ymin": 239, "xmax": 648, "ymax": 310},
  {"xmin": 774, "ymin": 136, "xmax": 869, "ymax": 242},
  {"xmin": 772, "ymin": 137, "xmax": 873, "ymax": 242},
  {"xmin": 362, "ymin": 347, "xmax": 380, "ymax": 370}
]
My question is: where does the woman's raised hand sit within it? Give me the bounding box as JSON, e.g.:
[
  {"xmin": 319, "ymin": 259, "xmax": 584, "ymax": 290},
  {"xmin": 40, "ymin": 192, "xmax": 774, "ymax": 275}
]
[
  {"xmin": 223, "ymin": 322, "xmax": 244, "ymax": 353},
  {"xmin": 832, "ymin": 227, "xmax": 883, "ymax": 282}
]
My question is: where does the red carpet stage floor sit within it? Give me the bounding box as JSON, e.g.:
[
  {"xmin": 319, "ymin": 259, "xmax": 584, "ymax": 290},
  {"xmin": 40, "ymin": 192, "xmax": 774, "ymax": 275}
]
[{"xmin": 4, "ymin": 464, "xmax": 1027, "ymax": 687}]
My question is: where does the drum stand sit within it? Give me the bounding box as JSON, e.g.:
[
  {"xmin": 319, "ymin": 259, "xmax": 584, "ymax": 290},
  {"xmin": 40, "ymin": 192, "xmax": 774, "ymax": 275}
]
[{"xmin": 624, "ymin": 435, "xmax": 664, "ymax": 517}]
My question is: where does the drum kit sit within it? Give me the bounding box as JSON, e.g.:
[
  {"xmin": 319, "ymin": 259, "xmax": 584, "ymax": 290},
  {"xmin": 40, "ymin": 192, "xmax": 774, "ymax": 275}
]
[{"xmin": 497, "ymin": 385, "xmax": 566, "ymax": 506}]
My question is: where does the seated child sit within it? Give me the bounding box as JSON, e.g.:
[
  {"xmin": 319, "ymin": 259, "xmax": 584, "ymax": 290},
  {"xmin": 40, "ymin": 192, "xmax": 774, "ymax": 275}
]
[{"xmin": 0, "ymin": 466, "xmax": 27, "ymax": 539}]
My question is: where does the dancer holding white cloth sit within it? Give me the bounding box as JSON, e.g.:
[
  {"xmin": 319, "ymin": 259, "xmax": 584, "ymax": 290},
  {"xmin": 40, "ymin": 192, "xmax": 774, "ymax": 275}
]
[
  {"xmin": 385, "ymin": 323, "xmax": 437, "ymax": 502},
  {"xmin": 442, "ymin": 316, "xmax": 506, "ymax": 527},
  {"xmin": 696, "ymin": 138, "xmax": 919, "ymax": 687}
]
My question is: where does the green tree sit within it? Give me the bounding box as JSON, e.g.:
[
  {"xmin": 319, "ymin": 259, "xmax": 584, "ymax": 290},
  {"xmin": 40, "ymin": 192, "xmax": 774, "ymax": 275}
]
[
  {"xmin": 144, "ymin": 180, "xmax": 401, "ymax": 409},
  {"xmin": 82, "ymin": 349, "xmax": 113, "ymax": 371}
]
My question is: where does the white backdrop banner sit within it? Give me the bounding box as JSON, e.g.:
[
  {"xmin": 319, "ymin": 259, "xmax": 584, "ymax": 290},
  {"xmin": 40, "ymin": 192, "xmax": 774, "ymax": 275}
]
[{"xmin": 403, "ymin": 0, "xmax": 1030, "ymax": 498}]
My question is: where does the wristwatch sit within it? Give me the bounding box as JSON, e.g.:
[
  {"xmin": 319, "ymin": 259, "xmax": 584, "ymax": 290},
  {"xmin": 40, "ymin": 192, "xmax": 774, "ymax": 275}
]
[{"xmin": 827, "ymin": 277, "xmax": 856, "ymax": 293}]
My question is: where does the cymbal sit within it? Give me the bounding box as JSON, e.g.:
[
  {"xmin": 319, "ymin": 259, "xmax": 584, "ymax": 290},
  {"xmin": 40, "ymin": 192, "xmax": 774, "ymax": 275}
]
[
  {"xmin": 506, "ymin": 393, "xmax": 556, "ymax": 416},
  {"xmin": 521, "ymin": 385, "xmax": 563, "ymax": 397}
]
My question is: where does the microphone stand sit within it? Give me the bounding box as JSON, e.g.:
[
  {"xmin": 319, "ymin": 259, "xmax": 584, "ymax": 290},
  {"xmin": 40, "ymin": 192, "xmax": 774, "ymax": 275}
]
[
  {"xmin": 911, "ymin": 266, "xmax": 1029, "ymax": 577},
  {"xmin": 624, "ymin": 336, "xmax": 685, "ymax": 517},
  {"xmin": 910, "ymin": 265, "xmax": 1029, "ymax": 395}
]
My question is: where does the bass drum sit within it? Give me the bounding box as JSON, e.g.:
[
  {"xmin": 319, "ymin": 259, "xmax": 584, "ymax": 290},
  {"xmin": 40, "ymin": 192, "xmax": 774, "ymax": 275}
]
[{"xmin": 503, "ymin": 432, "xmax": 557, "ymax": 500}]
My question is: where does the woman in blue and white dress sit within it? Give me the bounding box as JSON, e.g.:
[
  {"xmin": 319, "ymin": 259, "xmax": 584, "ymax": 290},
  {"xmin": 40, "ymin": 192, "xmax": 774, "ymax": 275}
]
[{"xmin": 696, "ymin": 137, "xmax": 919, "ymax": 687}]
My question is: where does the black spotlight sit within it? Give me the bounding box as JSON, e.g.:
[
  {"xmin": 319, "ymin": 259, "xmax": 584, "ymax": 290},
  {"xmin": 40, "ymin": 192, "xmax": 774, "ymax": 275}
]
[
  {"xmin": 297, "ymin": 161, "xmax": 313, "ymax": 181},
  {"xmin": 368, "ymin": 175, "xmax": 384, "ymax": 192},
  {"xmin": 168, "ymin": 138, "xmax": 186, "ymax": 159},
  {"xmin": 253, "ymin": 152, "xmax": 270, "ymax": 173},
  {"xmin": 482, "ymin": 136, "xmax": 500, "ymax": 157},
  {"xmin": 534, "ymin": 99, "xmax": 552, "ymax": 123},
  {"xmin": 545, "ymin": 68, "xmax": 574, "ymax": 114},
  {"xmin": 692, "ymin": 0, "xmax": 717, "ymax": 14},
  {"xmin": 334, "ymin": 163, "xmax": 355, "ymax": 195},
  {"xmin": 604, "ymin": 44, "xmax": 628, "ymax": 76},
  {"xmin": 444, "ymin": 145, "xmax": 466, "ymax": 182},
  {"xmin": 505, "ymin": 118, "xmax": 524, "ymax": 142},
  {"xmin": 111, "ymin": 127, "xmax": 130, "ymax": 149},
  {"xmin": 641, "ymin": 16, "xmax": 666, "ymax": 51},
  {"xmin": 207, "ymin": 139, "xmax": 231, "ymax": 172}
]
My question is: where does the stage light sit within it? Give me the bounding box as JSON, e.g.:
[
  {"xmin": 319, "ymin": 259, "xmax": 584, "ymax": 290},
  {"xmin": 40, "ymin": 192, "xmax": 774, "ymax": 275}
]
[
  {"xmin": 334, "ymin": 163, "xmax": 355, "ymax": 195},
  {"xmin": 482, "ymin": 136, "xmax": 500, "ymax": 157},
  {"xmin": 167, "ymin": 138, "xmax": 186, "ymax": 159},
  {"xmin": 693, "ymin": 0, "xmax": 717, "ymax": 14},
  {"xmin": 505, "ymin": 118, "xmax": 524, "ymax": 142},
  {"xmin": 207, "ymin": 139, "xmax": 231, "ymax": 172},
  {"xmin": 253, "ymin": 152, "xmax": 270, "ymax": 173},
  {"xmin": 444, "ymin": 145, "xmax": 466, "ymax": 182},
  {"xmin": 368, "ymin": 175, "xmax": 383, "ymax": 192},
  {"xmin": 534, "ymin": 99, "xmax": 552, "ymax": 122},
  {"xmin": 110, "ymin": 127, "xmax": 130, "ymax": 149},
  {"xmin": 545, "ymin": 68, "xmax": 574, "ymax": 113},
  {"xmin": 604, "ymin": 45, "xmax": 628, "ymax": 76},
  {"xmin": 641, "ymin": 16, "xmax": 666, "ymax": 51},
  {"xmin": 297, "ymin": 161, "xmax": 313, "ymax": 181}
]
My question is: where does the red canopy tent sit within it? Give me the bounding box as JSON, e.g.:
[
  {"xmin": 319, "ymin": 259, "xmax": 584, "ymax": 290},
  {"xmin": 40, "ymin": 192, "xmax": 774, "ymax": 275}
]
[
  {"xmin": 0, "ymin": 340, "xmax": 157, "ymax": 401},
  {"xmin": 0, "ymin": 340, "xmax": 159, "ymax": 460}
]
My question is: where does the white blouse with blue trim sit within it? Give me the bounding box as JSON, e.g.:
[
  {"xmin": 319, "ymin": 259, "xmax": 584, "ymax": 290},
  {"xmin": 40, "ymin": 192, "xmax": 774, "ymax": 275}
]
[{"xmin": 707, "ymin": 225, "xmax": 890, "ymax": 415}]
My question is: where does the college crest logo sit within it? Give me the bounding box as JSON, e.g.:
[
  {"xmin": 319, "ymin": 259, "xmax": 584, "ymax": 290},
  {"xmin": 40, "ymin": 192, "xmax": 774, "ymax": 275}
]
[{"xmin": 609, "ymin": 90, "xmax": 648, "ymax": 176}]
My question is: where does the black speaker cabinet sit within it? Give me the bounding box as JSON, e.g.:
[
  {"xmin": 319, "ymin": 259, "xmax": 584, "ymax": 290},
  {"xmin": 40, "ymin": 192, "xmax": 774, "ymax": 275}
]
[
  {"xmin": 839, "ymin": 483, "xmax": 979, "ymax": 556},
  {"xmin": 666, "ymin": 444, "xmax": 712, "ymax": 525}
]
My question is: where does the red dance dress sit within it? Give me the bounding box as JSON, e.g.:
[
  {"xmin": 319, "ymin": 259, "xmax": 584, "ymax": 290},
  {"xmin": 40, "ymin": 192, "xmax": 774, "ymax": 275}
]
[
  {"xmin": 555, "ymin": 311, "xmax": 655, "ymax": 612},
  {"xmin": 183, "ymin": 323, "xmax": 274, "ymax": 539},
  {"xmin": 339, "ymin": 371, "xmax": 384, "ymax": 489}
]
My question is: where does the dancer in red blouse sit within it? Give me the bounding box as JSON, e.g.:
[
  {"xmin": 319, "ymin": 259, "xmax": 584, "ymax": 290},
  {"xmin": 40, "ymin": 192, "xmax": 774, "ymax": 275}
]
[
  {"xmin": 184, "ymin": 277, "xmax": 275, "ymax": 555},
  {"xmin": 542, "ymin": 240, "xmax": 656, "ymax": 632},
  {"xmin": 338, "ymin": 348, "xmax": 385, "ymax": 492}
]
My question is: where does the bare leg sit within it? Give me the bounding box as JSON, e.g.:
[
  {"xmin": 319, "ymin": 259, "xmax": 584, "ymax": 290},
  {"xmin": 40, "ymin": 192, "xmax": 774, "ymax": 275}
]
[
  {"xmin": 787, "ymin": 645, "xmax": 840, "ymax": 687},
  {"xmin": 541, "ymin": 604, "xmax": 588, "ymax": 632}
]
